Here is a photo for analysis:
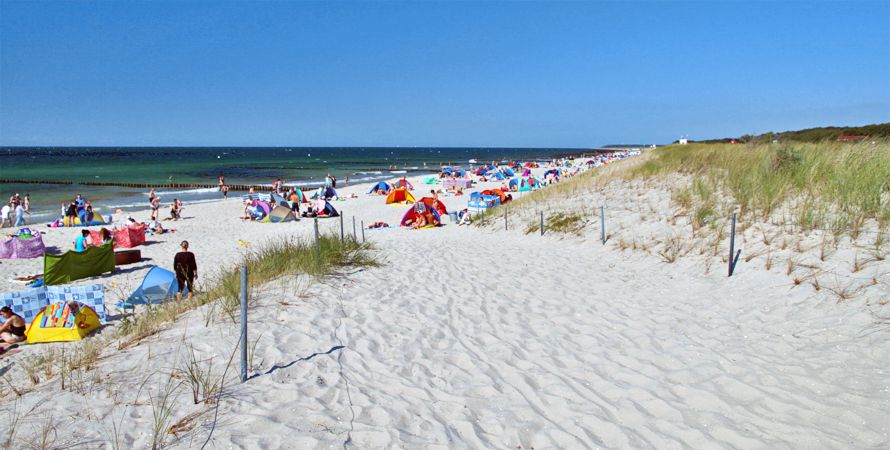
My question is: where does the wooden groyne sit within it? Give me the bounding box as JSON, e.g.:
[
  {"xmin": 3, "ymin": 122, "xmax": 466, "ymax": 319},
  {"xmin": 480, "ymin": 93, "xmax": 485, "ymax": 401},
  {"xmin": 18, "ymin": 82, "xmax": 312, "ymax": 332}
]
[{"xmin": 0, "ymin": 179, "xmax": 314, "ymax": 192}]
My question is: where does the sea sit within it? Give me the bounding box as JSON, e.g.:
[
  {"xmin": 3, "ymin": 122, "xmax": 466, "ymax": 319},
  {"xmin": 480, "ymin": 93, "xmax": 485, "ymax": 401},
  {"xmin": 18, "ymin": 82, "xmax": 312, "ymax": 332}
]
[{"xmin": 0, "ymin": 147, "xmax": 581, "ymax": 223}]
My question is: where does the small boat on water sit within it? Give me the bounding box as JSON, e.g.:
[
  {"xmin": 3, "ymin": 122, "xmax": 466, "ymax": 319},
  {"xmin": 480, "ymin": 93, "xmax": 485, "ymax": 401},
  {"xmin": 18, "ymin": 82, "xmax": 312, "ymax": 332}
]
[{"xmin": 468, "ymin": 159, "xmax": 477, "ymax": 164}]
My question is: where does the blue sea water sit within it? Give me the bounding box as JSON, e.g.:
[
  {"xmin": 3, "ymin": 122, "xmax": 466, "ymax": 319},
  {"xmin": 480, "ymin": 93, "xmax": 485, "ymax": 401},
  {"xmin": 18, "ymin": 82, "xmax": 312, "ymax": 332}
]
[{"xmin": 0, "ymin": 146, "xmax": 579, "ymax": 222}]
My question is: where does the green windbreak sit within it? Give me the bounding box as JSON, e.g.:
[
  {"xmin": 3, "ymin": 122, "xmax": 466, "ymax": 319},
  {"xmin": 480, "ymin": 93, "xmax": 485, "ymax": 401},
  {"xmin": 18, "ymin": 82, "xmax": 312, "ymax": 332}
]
[{"xmin": 44, "ymin": 243, "xmax": 115, "ymax": 285}]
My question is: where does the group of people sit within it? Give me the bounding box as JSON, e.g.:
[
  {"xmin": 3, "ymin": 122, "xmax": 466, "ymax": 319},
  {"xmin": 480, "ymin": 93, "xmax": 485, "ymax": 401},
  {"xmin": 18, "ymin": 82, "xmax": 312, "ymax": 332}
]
[
  {"xmin": 148, "ymin": 189, "xmax": 184, "ymax": 221},
  {"xmin": 1, "ymin": 193, "xmax": 29, "ymax": 228},
  {"xmin": 61, "ymin": 194, "xmax": 95, "ymax": 226}
]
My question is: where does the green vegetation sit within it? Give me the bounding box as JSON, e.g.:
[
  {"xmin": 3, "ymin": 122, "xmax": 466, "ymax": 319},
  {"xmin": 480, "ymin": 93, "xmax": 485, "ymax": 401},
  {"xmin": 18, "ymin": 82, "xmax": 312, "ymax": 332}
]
[
  {"xmin": 687, "ymin": 122, "xmax": 890, "ymax": 144},
  {"xmin": 525, "ymin": 212, "xmax": 586, "ymax": 235},
  {"xmin": 630, "ymin": 141, "xmax": 890, "ymax": 237},
  {"xmin": 118, "ymin": 234, "xmax": 375, "ymax": 348}
]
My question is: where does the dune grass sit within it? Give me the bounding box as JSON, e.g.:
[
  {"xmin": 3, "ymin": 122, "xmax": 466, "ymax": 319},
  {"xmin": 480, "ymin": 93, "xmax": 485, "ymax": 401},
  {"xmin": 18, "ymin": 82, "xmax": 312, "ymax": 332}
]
[
  {"xmin": 629, "ymin": 141, "xmax": 890, "ymax": 237},
  {"xmin": 118, "ymin": 234, "xmax": 376, "ymax": 347}
]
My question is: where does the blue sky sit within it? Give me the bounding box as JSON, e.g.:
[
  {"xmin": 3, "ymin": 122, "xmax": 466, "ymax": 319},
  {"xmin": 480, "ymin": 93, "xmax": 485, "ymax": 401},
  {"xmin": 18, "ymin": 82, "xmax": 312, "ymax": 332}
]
[{"xmin": 1, "ymin": 0, "xmax": 888, "ymax": 147}]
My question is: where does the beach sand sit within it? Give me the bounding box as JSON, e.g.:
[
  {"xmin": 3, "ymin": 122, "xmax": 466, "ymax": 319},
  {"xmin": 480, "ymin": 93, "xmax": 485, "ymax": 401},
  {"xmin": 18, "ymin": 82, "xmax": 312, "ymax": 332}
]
[{"xmin": 1, "ymin": 168, "xmax": 888, "ymax": 448}]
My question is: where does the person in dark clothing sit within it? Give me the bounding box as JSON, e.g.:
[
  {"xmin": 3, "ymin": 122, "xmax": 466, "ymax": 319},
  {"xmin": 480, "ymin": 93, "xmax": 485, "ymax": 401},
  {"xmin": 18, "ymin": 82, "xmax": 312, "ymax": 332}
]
[
  {"xmin": 0, "ymin": 306, "xmax": 27, "ymax": 344},
  {"xmin": 173, "ymin": 240, "xmax": 198, "ymax": 301}
]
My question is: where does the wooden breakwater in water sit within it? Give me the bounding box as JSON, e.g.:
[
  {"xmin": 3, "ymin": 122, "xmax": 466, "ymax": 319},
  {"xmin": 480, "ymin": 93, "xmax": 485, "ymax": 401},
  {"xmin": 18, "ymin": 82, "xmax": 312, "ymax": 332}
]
[{"xmin": 0, "ymin": 179, "xmax": 316, "ymax": 192}]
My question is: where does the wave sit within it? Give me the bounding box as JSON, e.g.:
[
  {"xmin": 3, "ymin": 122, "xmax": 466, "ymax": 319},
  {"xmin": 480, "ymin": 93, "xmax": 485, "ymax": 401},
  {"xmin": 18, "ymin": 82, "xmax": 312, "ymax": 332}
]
[
  {"xmin": 144, "ymin": 187, "xmax": 220, "ymax": 196},
  {"xmin": 389, "ymin": 170, "xmax": 407, "ymax": 174}
]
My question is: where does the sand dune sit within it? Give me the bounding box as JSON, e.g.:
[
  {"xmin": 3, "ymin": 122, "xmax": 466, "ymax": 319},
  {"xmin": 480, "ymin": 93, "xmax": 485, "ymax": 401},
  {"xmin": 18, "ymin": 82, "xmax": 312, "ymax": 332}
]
[{"xmin": 1, "ymin": 167, "xmax": 888, "ymax": 449}]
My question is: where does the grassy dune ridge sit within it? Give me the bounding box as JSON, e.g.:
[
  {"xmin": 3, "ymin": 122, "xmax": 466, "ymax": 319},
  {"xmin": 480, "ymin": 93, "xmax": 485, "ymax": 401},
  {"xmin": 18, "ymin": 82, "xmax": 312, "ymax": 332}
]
[{"xmin": 631, "ymin": 141, "xmax": 890, "ymax": 237}]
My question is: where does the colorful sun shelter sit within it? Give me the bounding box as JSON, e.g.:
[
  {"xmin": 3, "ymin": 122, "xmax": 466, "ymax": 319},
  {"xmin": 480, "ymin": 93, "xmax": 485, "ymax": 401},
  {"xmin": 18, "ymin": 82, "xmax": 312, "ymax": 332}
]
[
  {"xmin": 312, "ymin": 187, "xmax": 338, "ymax": 200},
  {"xmin": 369, "ymin": 181, "xmax": 391, "ymax": 194},
  {"xmin": 261, "ymin": 205, "xmax": 298, "ymax": 223},
  {"xmin": 1, "ymin": 284, "xmax": 108, "ymax": 325},
  {"xmin": 43, "ymin": 244, "xmax": 115, "ymax": 285},
  {"xmin": 316, "ymin": 200, "xmax": 340, "ymax": 217},
  {"xmin": 386, "ymin": 188, "xmax": 416, "ymax": 205},
  {"xmin": 0, "ymin": 230, "xmax": 45, "ymax": 259},
  {"xmin": 119, "ymin": 266, "xmax": 185, "ymax": 309},
  {"xmin": 26, "ymin": 301, "xmax": 102, "ymax": 343},
  {"xmin": 400, "ymin": 202, "xmax": 442, "ymax": 227},
  {"xmin": 417, "ymin": 197, "xmax": 448, "ymax": 215},
  {"xmin": 89, "ymin": 224, "xmax": 147, "ymax": 249}
]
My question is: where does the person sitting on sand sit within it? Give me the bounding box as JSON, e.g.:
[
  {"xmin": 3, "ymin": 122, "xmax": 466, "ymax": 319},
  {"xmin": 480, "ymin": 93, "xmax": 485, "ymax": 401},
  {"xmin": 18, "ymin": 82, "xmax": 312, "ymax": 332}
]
[
  {"xmin": 0, "ymin": 306, "xmax": 27, "ymax": 344},
  {"xmin": 173, "ymin": 240, "xmax": 198, "ymax": 301},
  {"xmin": 75, "ymin": 229, "xmax": 89, "ymax": 252},
  {"xmin": 100, "ymin": 228, "xmax": 113, "ymax": 245},
  {"xmin": 170, "ymin": 198, "xmax": 183, "ymax": 220},
  {"xmin": 148, "ymin": 219, "xmax": 165, "ymax": 233},
  {"xmin": 458, "ymin": 209, "xmax": 472, "ymax": 225}
]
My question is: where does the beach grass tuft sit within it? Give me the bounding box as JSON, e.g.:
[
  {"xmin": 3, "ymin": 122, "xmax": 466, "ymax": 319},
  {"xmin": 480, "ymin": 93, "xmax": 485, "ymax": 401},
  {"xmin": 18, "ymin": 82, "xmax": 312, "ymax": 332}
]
[
  {"xmin": 627, "ymin": 140, "xmax": 890, "ymax": 236},
  {"xmin": 117, "ymin": 234, "xmax": 376, "ymax": 347}
]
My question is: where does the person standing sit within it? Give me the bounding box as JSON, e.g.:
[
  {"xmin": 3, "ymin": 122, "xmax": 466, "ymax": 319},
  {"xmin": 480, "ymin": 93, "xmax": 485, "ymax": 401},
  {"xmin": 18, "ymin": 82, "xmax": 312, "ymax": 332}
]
[
  {"xmin": 13, "ymin": 202, "xmax": 25, "ymax": 227},
  {"xmin": 22, "ymin": 195, "xmax": 30, "ymax": 215},
  {"xmin": 222, "ymin": 184, "xmax": 229, "ymax": 199},
  {"xmin": 0, "ymin": 203, "xmax": 10, "ymax": 228},
  {"xmin": 324, "ymin": 174, "xmax": 332, "ymax": 189},
  {"xmin": 150, "ymin": 195, "xmax": 160, "ymax": 221},
  {"xmin": 174, "ymin": 241, "xmax": 198, "ymax": 301}
]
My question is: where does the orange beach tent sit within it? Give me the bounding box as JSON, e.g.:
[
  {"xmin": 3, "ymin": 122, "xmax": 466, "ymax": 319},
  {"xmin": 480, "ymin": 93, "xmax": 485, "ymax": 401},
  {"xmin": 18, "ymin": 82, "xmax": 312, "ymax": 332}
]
[{"xmin": 386, "ymin": 188, "xmax": 416, "ymax": 205}]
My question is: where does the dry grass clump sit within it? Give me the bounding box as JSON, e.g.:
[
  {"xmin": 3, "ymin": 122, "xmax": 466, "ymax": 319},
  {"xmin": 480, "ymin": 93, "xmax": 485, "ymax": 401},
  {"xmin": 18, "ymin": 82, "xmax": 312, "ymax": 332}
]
[
  {"xmin": 116, "ymin": 234, "xmax": 376, "ymax": 348},
  {"xmin": 629, "ymin": 140, "xmax": 890, "ymax": 236},
  {"xmin": 525, "ymin": 212, "xmax": 587, "ymax": 235}
]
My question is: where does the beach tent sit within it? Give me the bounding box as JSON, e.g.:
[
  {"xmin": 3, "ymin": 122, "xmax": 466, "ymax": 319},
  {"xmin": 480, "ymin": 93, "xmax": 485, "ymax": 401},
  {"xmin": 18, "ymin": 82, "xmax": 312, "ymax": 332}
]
[
  {"xmin": 119, "ymin": 266, "xmax": 183, "ymax": 308},
  {"xmin": 386, "ymin": 188, "xmax": 416, "ymax": 205},
  {"xmin": 286, "ymin": 189, "xmax": 307, "ymax": 203},
  {"xmin": 369, "ymin": 181, "xmax": 391, "ymax": 194},
  {"xmin": 312, "ymin": 187, "xmax": 338, "ymax": 200},
  {"xmin": 475, "ymin": 168, "xmax": 488, "ymax": 176},
  {"xmin": 501, "ymin": 167, "xmax": 515, "ymax": 177},
  {"xmin": 481, "ymin": 189, "xmax": 509, "ymax": 203},
  {"xmin": 423, "ymin": 176, "xmax": 438, "ymax": 185},
  {"xmin": 75, "ymin": 211, "xmax": 107, "ymax": 226},
  {"xmin": 89, "ymin": 224, "xmax": 146, "ymax": 249},
  {"xmin": 522, "ymin": 169, "xmax": 531, "ymax": 177},
  {"xmin": 316, "ymin": 200, "xmax": 339, "ymax": 217},
  {"xmin": 0, "ymin": 231, "xmax": 45, "ymax": 259},
  {"xmin": 26, "ymin": 301, "xmax": 101, "ymax": 343},
  {"xmin": 454, "ymin": 169, "xmax": 467, "ymax": 178},
  {"xmin": 508, "ymin": 178, "xmax": 520, "ymax": 191},
  {"xmin": 43, "ymin": 244, "xmax": 115, "ymax": 285},
  {"xmin": 491, "ymin": 172, "xmax": 505, "ymax": 180},
  {"xmin": 543, "ymin": 169, "xmax": 560, "ymax": 178},
  {"xmin": 261, "ymin": 205, "xmax": 298, "ymax": 223},
  {"xmin": 400, "ymin": 202, "xmax": 442, "ymax": 227},
  {"xmin": 271, "ymin": 192, "xmax": 288, "ymax": 205},
  {"xmin": 418, "ymin": 197, "xmax": 448, "ymax": 215},
  {"xmin": 256, "ymin": 201, "xmax": 272, "ymax": 215}
]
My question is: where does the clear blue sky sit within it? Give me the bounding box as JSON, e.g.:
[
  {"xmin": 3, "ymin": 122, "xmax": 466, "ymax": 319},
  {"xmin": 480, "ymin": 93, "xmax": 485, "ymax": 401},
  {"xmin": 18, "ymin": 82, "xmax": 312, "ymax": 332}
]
[{"xmin": 1, "ymin": 1, "xmax": 888, "ymax": 147}]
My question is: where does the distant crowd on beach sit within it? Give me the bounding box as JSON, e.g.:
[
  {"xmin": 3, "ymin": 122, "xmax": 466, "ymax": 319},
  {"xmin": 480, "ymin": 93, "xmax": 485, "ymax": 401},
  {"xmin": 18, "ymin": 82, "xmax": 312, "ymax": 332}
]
[{"xmin": 0, "ymin": 193, "xmax": 29, "ymax": 228}]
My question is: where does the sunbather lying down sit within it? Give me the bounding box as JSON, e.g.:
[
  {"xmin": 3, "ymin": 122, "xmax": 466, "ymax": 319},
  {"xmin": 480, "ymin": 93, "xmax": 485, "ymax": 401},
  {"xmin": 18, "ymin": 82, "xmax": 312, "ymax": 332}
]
[{"xmin": 368, "ymin": 222, "xmax": 389, "ymax": 229}]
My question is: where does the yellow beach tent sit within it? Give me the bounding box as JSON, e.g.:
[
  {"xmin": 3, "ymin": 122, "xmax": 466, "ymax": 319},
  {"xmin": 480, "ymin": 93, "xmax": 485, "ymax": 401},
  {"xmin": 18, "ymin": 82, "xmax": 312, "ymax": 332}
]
[{"xmin": 26, "ymin": 301, "xmax": 101, "ymax": 343}]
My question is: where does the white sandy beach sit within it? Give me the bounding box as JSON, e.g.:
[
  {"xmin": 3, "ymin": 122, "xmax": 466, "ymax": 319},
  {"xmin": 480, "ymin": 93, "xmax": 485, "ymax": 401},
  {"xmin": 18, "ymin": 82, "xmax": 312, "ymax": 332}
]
[{"xmin": 1, "ymin": 165, "xmax": 888, "ymax": 449}]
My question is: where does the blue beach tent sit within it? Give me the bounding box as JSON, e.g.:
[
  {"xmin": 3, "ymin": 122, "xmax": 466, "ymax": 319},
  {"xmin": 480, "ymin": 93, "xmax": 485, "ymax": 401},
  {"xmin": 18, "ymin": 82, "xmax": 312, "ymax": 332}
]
[
  {"xmin": 369, "ymin": 181, "xmax": 391, "ymax": 194},
  {"xmin": 118, "ymin": 266, "xmax": 185, "ymax": 308}
]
